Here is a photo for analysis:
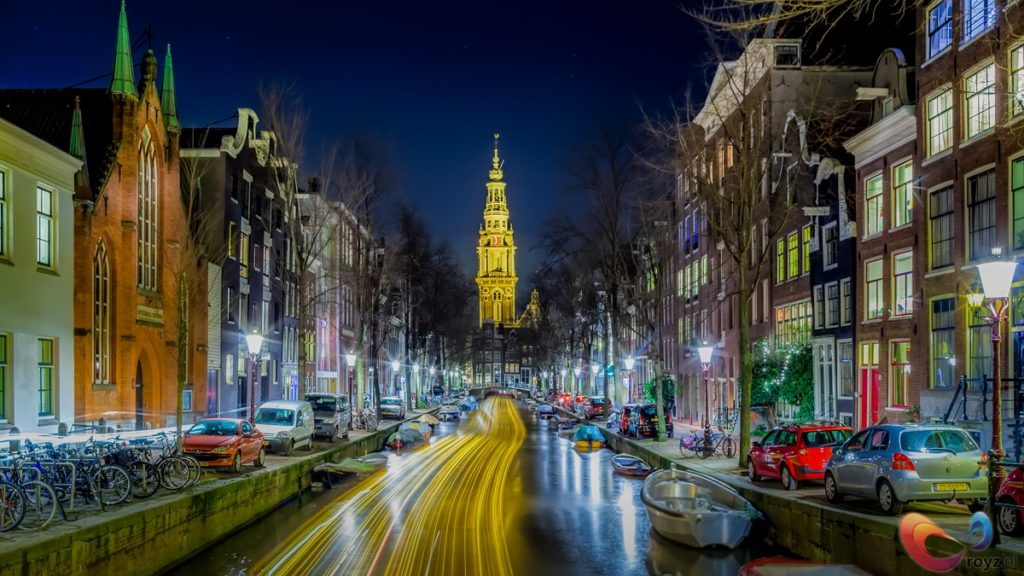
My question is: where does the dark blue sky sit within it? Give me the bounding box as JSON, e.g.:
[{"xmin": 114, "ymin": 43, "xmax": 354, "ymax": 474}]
[{"xmin": 3, "ymin": 0, "xmax": 703, "ymax": 283}]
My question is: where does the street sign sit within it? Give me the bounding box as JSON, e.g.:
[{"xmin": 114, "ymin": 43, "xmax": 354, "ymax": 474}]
[{"xmin": 605, "ymin": 364, "xmax": 614, "ymax": 376}]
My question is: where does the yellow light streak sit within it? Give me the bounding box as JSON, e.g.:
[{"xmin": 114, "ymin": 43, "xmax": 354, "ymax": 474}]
[{"xmin": 254, "ymin": 397, "xmax": 525, "ymax": 576}]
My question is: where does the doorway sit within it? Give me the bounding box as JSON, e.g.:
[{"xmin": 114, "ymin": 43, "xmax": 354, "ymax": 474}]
[{"xmin": 135, "ymin": 361, "xmax": 144, "ymax": 430}]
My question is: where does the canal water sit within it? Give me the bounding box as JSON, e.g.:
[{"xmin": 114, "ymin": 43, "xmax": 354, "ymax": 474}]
[{"xmin": 166, "ymin": 401, "xmax": 776, "ymax": 576}]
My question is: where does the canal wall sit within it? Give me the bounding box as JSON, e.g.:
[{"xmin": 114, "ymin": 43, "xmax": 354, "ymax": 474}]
[
  {"xmin": 599, "ymin": 426, "xmax": 1024, "ymax": 576},
  {"xmin": 0, "ymin": 413, "xmax": 432, "ymax": 576}
]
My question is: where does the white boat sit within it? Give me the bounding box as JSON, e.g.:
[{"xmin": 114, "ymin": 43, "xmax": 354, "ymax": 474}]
[{"xmin": 641, "ymin": 468, "xmax": 760, "ymax": 549}]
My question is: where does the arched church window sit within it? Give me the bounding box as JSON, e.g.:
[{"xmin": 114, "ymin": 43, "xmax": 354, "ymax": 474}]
[{"xmin": 94, "ymin": 240, "xmax": 110, "ymax": 384}]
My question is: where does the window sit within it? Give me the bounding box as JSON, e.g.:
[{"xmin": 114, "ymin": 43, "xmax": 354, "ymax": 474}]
[
  {"xmin": 240, "ymin": 232, "xmax": 250, "ymax": 278},
  {"xmin": 227, "ymin": 287, "xmax": 237, "ymax": 324},
  {"xmin": 93, "ymin": 241, "xmax": 110, "ymax": 384},
  {"xmin": 865, "ymin": 259, "xmax": 884, "ymax": 320},
  {"xmin": 892, "ymin": 162, "xmax": 913, "ymax": 229},
  {"xmin": 964, "ymin": 64, "xmax": 995, "ymax": 138},
  {"xmin": 1014, "ymin": 158, "xmax": 1024, "ymax": 251},
  {"xmin": 787, "ymin": 232, "xmax": 799, "ymax": 279},
  {"xmin": 864, "ymin": 175, "xmax": 883, "ymax": 237},
  {"xmin": 826, "ymin": 282, "xmax": 840, "ymax": 327},
  {"xmin": 838, "ymin": 340, "xmax": 854, "ymax": 397},
  {"xmin": 890, "ymin": 341, "xmax": 910, "ymax": 407},
  {"xmin": 929, "ymin": 187, "xmax": 954, "ymax": 268},
  {"xmin": 967, "ymin": 169, "xmax": 996, "ymax": 261},
  {"xmin": 0, "ymin": 171, "xmax": 7, "ymax": 258},
  {"xmin": 137, "ymin": 131, "xmax": 158, "ymax": 289},
  {"xmin": 700, "ymin": 255, "xmax": 708, "ymax": 285},
  {"xmin": 1012, "ymin": 45, "xmax": 1024, "ymax": 117},
  {"xmin": 892, "ymin": 251, "xmax": 914, "ymax": 316},
  {"xmin": 841, "ymin": 278, "xmax": 852, "ymax": 326},
  {"xmin": 927, "ymin": 90, "xmax": 953, "ymax": 156},
  {"xmin": 227, "ymin": 222, "xmax": 236, "ymax": 258},
  {"xmin": 928, "ymin": 0, "xmax": 953, "ymax": 58},
  {"xmin": 801, "ymin": 225, "xmax": 811, "ymax": 273},
  {"xmin": 963, "ymin": 0, "xmax": 995, "ymax": 42},
  {"xmin": 0, "ymin": 334, "xmax": 6, "ymax": 420},
  {"xmin": 36, "ymin": 187, "xmax": 54, "ymax": 267},
  {"xmin": 775, "ymin": 44, "xmax": 800, "ymax": 67},
  {"xmin": 814, "ymin": 286, "xmax": 824, "ymax": 329},
  {"xmin": 38, "ymin": 338, "xmax": 54, "ymax": 417},
  {"xmin": 969, "ymin": 306, "xmax": 993, "ymax": 387},
  {"xmin": 823, "ymin": 223, "xmax": 838, "ymax": 268},
  {"xmin": 931, "ymin": 298, "xmax": 956, "ymax": 389},
  {"xmin": 777, "ymin": 239, "xmax": 785, "ymax": 283},
  {"xmin": 775, "ymin": 300, "xmax": 812, "ymax": 347}
]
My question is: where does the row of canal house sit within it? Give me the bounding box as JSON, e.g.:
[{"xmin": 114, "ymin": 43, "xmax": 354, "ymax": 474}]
[
  {"xmin": 676, "ymin": 2, "xmax": 1024, "ymax": 454},
  {"xmin": 0, "ymin": 2, "xmax": 386, "ymax": 433}
]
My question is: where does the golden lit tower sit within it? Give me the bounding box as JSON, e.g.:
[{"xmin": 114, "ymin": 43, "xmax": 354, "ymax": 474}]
[{"xmin": 476, "ymin": 134, "xmax": 519, "ymax": 327}]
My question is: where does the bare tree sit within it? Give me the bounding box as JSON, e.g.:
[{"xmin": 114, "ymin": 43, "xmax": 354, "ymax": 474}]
[{"xmin": 695, "ymin": 0, "xmax": 913, "ymax": 33}]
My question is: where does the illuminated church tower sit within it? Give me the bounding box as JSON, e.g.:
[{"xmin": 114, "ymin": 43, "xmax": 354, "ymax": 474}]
[{"xmin": 476, "ymin": 134, "xmax": 519, "ymax": 328}]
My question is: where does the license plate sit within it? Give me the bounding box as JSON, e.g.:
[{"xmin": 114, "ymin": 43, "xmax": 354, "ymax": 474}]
[
  {"xmin": 934, "ymin": 482, "xmax": 970, "ymax": 491},
  {"xmin": 263, "ymin": 440, "xmax": 269, "ymax": 446}
]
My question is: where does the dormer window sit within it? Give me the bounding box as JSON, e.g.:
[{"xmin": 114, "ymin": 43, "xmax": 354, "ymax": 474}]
[{"xmin": 775, "ymin": 44, "xmax": 800, "ymax": 67}]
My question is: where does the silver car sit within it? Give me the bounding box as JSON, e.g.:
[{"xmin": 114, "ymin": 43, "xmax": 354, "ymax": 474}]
[
  {"xmin": 380, "ymin": 397, "xmax": 406, "ymax": 420},
  {"xmin": 824, "ymin": 424, "xmax": 988, "ymax": 515}
]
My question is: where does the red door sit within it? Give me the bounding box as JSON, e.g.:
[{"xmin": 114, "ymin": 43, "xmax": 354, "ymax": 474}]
[{"xmin": 858, "ymin": 368, "xmax": 879, "ymax": 429}]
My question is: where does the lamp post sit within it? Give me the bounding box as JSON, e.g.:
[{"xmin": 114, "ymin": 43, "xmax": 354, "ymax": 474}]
[
  {"xmin": 245, "ymin": 329, "xmax": 264, "ymax": 424},
  {"xmin": 625, "ymin": 357, "xmax": 636, "ymax": 403},
  {"xmin": 344, "ymin": 351, "xmax": 356, "ymax": 409},
  {"xmin": 573, "ymin": 367, "xmax": 581, "ymax": 395},
  {"xmin": 697, "ymin": 343, "xmax": 715, "ymax": 458},
  {"xmin": 970, "ymin": 249, "xmax": 1018, "ymax": 540},
  {"xmin": 590, "ymin": 364, "xmax": 600, "ymax": 396},
  {"xmin": 413, "ymin": 363, "xmax": 420, "ymax": 405}
]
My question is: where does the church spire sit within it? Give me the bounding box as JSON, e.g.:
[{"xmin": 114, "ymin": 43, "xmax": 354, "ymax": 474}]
[
  {"xmin": 489, "ymin": 133, "xmax": 503, "ymax": 181},
  {"xmin": 110, "ymin": 0, "xmax": 137, "ymax": 97},
  {"xmin": 161, "ymin": 44, "xmax": 180, "ymax": 133},
  {"xmin": 69, "ymin": 96, "xmax": 91, "ymax": 196}
]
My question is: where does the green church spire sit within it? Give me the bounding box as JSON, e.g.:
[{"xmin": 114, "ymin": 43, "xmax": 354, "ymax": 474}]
[
  {"xmin": 69, "ymin": 96, "xmax": 86, "ymax": 159},
  {"xmin": 110, "ymin": 0, "xmax": 137, "ymax": 97},
  {"xmin": 161, "ymin": 44, "xmax": 180, "ymax": 133}
]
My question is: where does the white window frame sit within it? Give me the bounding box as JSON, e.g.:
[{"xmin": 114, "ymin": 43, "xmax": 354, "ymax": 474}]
[
  {"xmin": 891, "ymin": 160, "xmax": 913, "ymax": 229},
  {"xmin": 1011, "ymin": 44, "xmax": 1024, "ymax": 118},
  {"xmin": 813, "ymin": 285, "xmax": 824, "ymax": 329},
  {"xmin": 964, "ymin": 62, "xmax": 996, "ymax": 139},
  {"xmin": 927, "ymin": 0, "xmax": 953, "ymax": 59},
  {"xmin": 963, "ymin": 0, "xmax": 996, "ymax": 43},
  {"xmin": 892, "ymin": 250, "xmax": 914, "ymax": 317},
  {"xmin": 825, "ymin": 281, "xmax": 840, "ymax": 328},
  {"xmin": 36, "ymin": 185, "xmax": 55, "ymax": 268},
  {"xmin": 864, "ymin": 173, "xmax": 884, "ymax": 238},
  {"xmin": 926, "ymin": 88, "xmax": 953, "ymax": 156},
  {"xmin": 865, "ymin": 258, "xmax": 884, "ymax": 320},
  {"xmin": 840, "ymin": 278, "xmax": 852, "ymax": 326},
  {"xmin": 822, "ymin": 222, "xmax": 838, "ymax": 269}
]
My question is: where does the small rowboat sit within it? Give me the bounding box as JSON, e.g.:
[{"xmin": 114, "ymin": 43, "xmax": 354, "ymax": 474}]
[{"xmin": 611, "ymin": 454, "xmax": 652, "ymax": 477}]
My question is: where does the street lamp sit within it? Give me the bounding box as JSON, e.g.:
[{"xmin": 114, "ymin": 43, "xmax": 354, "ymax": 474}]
[
  {"xmin": 972, "ymin": 248, "xmax": 1018, "ymax": 539},
  {"xmin": 573, "ymin": 367, "xmax": 581, "ymax": 395},
  {"xmin": 698, "ymin": 343, "xmax": 715, "ymax": 458},
  {"xmin": 591, "ymin": 364, "xmax": 600, "ymax": 396},
  {"xmin": 625, "ymin": 357, "xmax": 636, "ymax": 402},
  {"xmin": 245, "ymin": 329, "xmax": 264, "ymax": 424}
]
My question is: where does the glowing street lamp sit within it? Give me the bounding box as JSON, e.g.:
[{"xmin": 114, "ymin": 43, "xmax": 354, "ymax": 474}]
[
  {"xmin": 971, "ymin": 248, "xmax": 1019, "ymax": 540},
  {"xmin": 697, "ymin": 343, "xmax": 715, "ymax": 458},
  {"xmin": 343, "ymin": 352, "xmax": 356, "ymax": 415},
  {"xmin": 625, "ymin": 356, "xmax": 636, "ymax": 402},
  {"xmin": 245, "ymin": 329, "xmax": 264, "ymax": 424}
]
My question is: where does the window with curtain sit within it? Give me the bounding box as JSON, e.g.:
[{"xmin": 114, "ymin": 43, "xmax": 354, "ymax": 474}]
[
  {"xmin": 890, "ymin": 341, "xmax": 911, "ymax": 407},
  {"xmin": 802, "ymin": 225, "xmax": 811, "ymax": 273},
  {"xmin": 36, "ymin": 187, "xmax": 53, "ymax": 267},
  {"xmin": 892, "ymin": 161, "xmax": 913, "ymax": 229},
  {"xmin": 931, "ymin": 298, "xmax": 955, "ymax": 389},
  {"xmin": 892, "ymin": 251, "xmax": 914, "ymax": 316},
  {"xmin": 927, "ymin": 90, "xmax": 953, "ymax": 156},
  {"xmin": 968, "ymin": 306, "xmax": 993, "ymax": 389},
  {"xmin": 1012, "ymin": 45, "xmax": 1024, "ymax": 117},
  {"xmin": 930, "ymin": 187, "xmax": 954, "ymax": 268},
  {"xmin": 964, "ymin": 63, "xmax": 995, "ymax": 138},
  {"xmin": 787, "ymin": 232, "xmax": 799, "ymax": 279},
  {"xmin": 967, "ymin": 169, "xmax": 996, "ymax": 261},
  {"xmin": 1013, "ymin": 158, "xmax": 1024, "ymax": 251},
  {"xmin": 864, "ymin": 175, "xmax": 884, "ymax": 237},
  {"xmin": 865, "ymin": 259, "xmax": 884, "ymax": 320},
  {"xmin": 928, "ymin": 0, "xmax": 953, "ymax": 58}
]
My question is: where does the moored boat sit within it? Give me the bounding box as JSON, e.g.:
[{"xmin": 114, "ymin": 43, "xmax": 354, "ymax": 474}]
[
  {"xmin": 641, "ymin": 468, "xmax": 761, "ymax": 549},
  {"xmin": 570, "ymin": 424, "xmax": 605, "ymax": 450},
  {"xmin": 612, "ymin": 453, "xmax": 652, "ymax": 477}
]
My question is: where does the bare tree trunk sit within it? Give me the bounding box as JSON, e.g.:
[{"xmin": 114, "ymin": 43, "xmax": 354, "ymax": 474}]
[{"xmin": 738, "ymin": 263, "xmax": 752, "ymax": 467}]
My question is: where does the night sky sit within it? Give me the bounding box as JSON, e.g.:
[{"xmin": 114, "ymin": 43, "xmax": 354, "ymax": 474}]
[{"xmin": 3, "ymin": 0, "xmax": 703, "ymax": 285}]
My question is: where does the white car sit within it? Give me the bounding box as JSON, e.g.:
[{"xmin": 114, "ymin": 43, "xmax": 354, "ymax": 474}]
[
  {"xmin": 254, "ymin": 400, "xmax": 315, "ymax": 455},
  {"xmin": 379, "ymin": 397, "xmax": 406, "ymax": 420}
]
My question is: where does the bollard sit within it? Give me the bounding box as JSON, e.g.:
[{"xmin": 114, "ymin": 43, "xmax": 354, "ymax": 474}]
[
  {"xmin": 8, "ymin": 426, "xmax": 19, "ymax": 453},
  {"xmin": 57, "ymin": 422, "xmax": 68, "ymax": 436}
]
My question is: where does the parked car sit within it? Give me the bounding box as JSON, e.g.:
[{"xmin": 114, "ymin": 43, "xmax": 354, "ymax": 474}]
[
  {"xmin": 748, "ymin": 423, "xmax": 852, "ymax": 490},
  {"xmin": 625, "ymin": 403, "xmax": 673, "ymax": 438},
  {"xmin": 305, "ymin": 392, "xmax": 351, "ymax": 442},
  {"xmin": 182, "ymin": 418, "xmax": 265, "ymax": 472},
  {"xmin": 380, "ymin": 397, "xmax": 406, "ymax": 419},
  {"xmin": 584, "ymin": 396, "xmax": 612, "ymax": 419},
  {"xmin": 253, "ymin": 400, "xmax": 315, "ymax": 455},
  {"xmin": 824, "ymin": 424, "xmax": 988, "ymax": 515},
  {"xmin": 996, "ymin": 466, "xmax": 1024, "ymax": 534},
  {"xmin": 556, "ymin": 393, "xmax": 573, "ymax": 408}
]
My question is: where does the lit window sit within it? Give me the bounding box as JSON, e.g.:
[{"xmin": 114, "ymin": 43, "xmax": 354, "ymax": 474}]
[
  {"xmin": 1013, "ymin": 158, "xmax": 1024, "ymax": 251},
  {"xmin": 137, "ymin": 130, "xmax": 158, "ymax": 289},
  {"xmin": 890, "ymin": 341, "xmax": 910, "ymax": 407},
  {"xmin": 787, "ymin": 232, "xmax": 799, "ymax": 279},
  {"xmin": 963, "ymin": 0, "xmax": 995, "ymax": 42},
  {"xmin": 776, "ymin": 239, "xmax": 785, "ymax": 283},
  {"xmin": 967, "ymin": 169, "xmax": 996, "ymax": 261},
  {"xmin": 38, "ymin": 338, "xmax": 54, "ymax": 417},
  {"xmin": 1012, "ymin": 45, "xmax": 1024, "ymax": 117},
  {"xmin": 927, "ymin": 0, "xmax": 953, "ymax": 58},
  {"xmin": 0, "ymin": 171, "xmax": 7, "ymax": 258},
  {"xmin": 931, "ymin": 298, "xmax": 955, "ymax": 389},
  {"xmin": 93, "ymin": 241, "xmax": 110, "ymax": 384},
  {"xmin": 240, "ymin": 233, "xmax": 250, "ymax": 278},
  {"xmin": 891, "ymin": 162, "xmax": 913, "ymax": 229},
  {"xmin": 929, "ymin": 187, "xmax": 954, "ymax": 269},
  {"xmin": 892, "ymin": 251, "xmax": 914, "ymax": 316},
  {"xmin": 864, "ymin": 175, "xmax": 883, "ymax": 237},
  {"xmin": 927, "ymin": 90, "xmax": 953, "ymax": 156},
  {"xmin": 801, "ymin": 225, "xmax": 811, "ymax": 273},
  {"xmin": 964, "ymin": 64, "xmax": 995, "ymax": 139},
  {"xmin": 36, "ymin": 187, "xmax": 54, "ymax": 267},
  {"xmin": 865, "ymin": 259, "xmax": 884, "ymax": 320},
  {"xmin": 227, "ymin": 222, "xmax": 236, "ymax": 258}
]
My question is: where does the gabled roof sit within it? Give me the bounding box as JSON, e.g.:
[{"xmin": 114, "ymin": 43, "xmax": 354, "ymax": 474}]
[{"xmin": 0, "ymin": 89, "xmax": 116, "ymax": 200}]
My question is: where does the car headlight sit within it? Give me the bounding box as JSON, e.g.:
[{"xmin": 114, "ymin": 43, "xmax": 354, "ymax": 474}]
[
  {"xmin": 277, "ymin": 431, "xmax": 290, "ymax": 438},
  {"xmin": 212, "ymin": 446, "xmax": 231, "ymax": 453}
]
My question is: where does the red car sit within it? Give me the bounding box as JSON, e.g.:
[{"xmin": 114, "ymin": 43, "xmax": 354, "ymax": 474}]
[
  {"xmin": 996, "ymin": 466, "xmax": 1024, "ymax": 534},
  {"xmin": 584, "ymin": 396, "xmax": 611, "ymax": 419},
  {"xmin": 182, "ymin": 418, "xmax": 266, "ymax": 473},
  {"xmin": 555, "ymin": 393, "xmax": 572, "ymax": 407},
  {"xmin": 748, "ymin": 424, "xmax": 852, "ymax": 490}
]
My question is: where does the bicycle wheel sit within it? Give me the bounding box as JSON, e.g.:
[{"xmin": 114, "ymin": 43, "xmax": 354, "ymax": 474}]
[
  {"xmin": 158, "ymin": 457, "xmax": 191, "ymax": 490},
  {"xmin": 698, "ymin": 441, "xmax": 712, "ymax": 460},
  {"xmin": 722, "ymin": 437, "xmax": 737, "ymax": 459},
  {"xmin": 93, "ymin": 465, "xmax": 131, "ymax": 506},
  {"xmin": 0, "ymin": 481, "xmax": 26, "ymax": 531},
  {"xmin": 20, "ymin": 481, "xmax": 59, "ymax": 531},
  {"xmin": 181, "ymin": 456, "xmax": 203, "ymax": 488},
  {"xmin": 128, "ymin": 461, "xmax": 160, "ymax": 499}
]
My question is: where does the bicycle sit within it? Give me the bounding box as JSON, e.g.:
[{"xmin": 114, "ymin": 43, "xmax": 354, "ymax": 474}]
[
  {"xmin": 700, "ymin": 429, "xmax": 737, "ymax": 460},
  {"xmin": 360, "ymin": 407, "xmax": 378, "ymax": 432}
]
